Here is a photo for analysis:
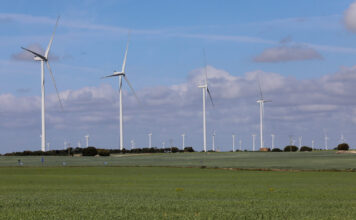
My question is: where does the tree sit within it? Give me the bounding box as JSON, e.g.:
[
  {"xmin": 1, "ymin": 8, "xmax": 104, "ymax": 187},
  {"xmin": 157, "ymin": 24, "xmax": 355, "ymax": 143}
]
[
  {"xmin": 284, "ymin": 145, "xmax": 298, "ymax": 152},
  {"xmin": 337, "ymin": 143, "xmax": 349, "ymax": 151},
  {"xmin": 300, "ymin": 146, "xmax": 312, "ymax": 152},
  {"xmin": 82, "ymin": 147, "xmax": 97, "ymax": 156}
]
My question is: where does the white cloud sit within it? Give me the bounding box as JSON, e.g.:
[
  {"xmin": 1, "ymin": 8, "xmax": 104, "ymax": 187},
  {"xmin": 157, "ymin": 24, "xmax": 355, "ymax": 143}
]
[{"xmin": 344, "ymin": 1, "xmax": 356, "ymax": 32}]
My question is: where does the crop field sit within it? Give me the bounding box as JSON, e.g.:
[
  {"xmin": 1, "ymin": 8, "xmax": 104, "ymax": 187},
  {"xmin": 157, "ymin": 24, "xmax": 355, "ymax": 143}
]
[
  {"xmin": 1, "ymin": 152, "xmax": 356, "ymax": 219},
  {"xmin": 0, "ymin": 167, "xmax": 355, "ymax": 219},
  {"xmin": 1, "ymin": 151, "xmax": 356, "ymax": 170}
]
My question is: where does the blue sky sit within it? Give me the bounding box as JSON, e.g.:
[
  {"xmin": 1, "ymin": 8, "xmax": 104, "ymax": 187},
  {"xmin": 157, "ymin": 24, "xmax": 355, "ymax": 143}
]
[{"xmin": 1, "ymin": 0, "xmax": 356, "ymax": 152}]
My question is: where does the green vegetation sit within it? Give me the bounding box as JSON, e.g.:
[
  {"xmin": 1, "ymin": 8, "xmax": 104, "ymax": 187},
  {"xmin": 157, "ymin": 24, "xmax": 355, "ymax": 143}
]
[
  {"xmin": 1, "ymin": 151, "xmax": 356, "ymax": 171},
  {"xmin": 0, "ymin": 167, "xmax": 355, "ymax": 219}
]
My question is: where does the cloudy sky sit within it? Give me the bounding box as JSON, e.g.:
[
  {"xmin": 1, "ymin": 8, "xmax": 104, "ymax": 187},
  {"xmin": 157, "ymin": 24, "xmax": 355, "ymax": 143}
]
[{"xmin": 2, "ymin": 0, "xmax": 356, "ymax": 153}]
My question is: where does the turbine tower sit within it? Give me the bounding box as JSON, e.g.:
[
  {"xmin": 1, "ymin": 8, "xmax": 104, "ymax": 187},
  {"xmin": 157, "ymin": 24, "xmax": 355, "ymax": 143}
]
[
  {"xmin": 85, "ymin": 134, "xmax": 90, "ymax": 147},
  {"xmin": 102, "ymin": 34, "xmax": 139, "ymax": 150},
  {"xmin": 198, "ymin": 50, "xmax": 214, "ymax": 152},
  {"xmin": 212, "ymin": 130, "xmax": 216, "ymax": 151},
  {"xmin": 324, "ymin": 134, "xmax": 329, "ymax": 150},
  {"xmin": 239, "ymin": 139, "xmax": 242, "ymax": 151},
  {"xmin": 252, "ymin": 134, "xmax": 256, "ymax": 151},
  {"xmin": 130, "ymin": 140, "xmax": 135, "ymax": 149},
  {"xmin": 271, "ymin": 134, "xmax": 275, "ymax": 149},
  {"xmin": 312, "ymin": 140, "xmax": 315, "ymax": 150},
  {"xmin": 148, "ymin": 133, "xmax": 152, "ymax": 148},
  {"xmin": 340, "ymin": 133, "xmax": 346, "ymax": 143},
  {"xmin": 256, "ymin": 80, "xmax": 271, "ymax": 149},
  {"xmin": 232, "ymin": 134, "xmax": 236, "ymax": 152},
  {"xmin": 21, "ymin": 16, "xmax": 63, "ymax": 152},
  {"xmin": 181, "ymin": 133, "xmax": 185, "ymax": 150},
  {"xmin": 298, "ymin": 136, "xmax": 302, "ymax": 148}
]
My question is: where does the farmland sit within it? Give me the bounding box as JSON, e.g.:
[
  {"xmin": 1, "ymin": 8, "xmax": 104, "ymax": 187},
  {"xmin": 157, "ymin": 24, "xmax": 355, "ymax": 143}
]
[
  {"xmin": 1, "ymin": 151, "xmax": 356, "ymax": 219},
  {"xmin": 0, "ymin": 167, "xmax": 356, "ymax": 219},
  {"xmin": 1, "ymin": 151, "xmax": 356, "ymax": 170}
]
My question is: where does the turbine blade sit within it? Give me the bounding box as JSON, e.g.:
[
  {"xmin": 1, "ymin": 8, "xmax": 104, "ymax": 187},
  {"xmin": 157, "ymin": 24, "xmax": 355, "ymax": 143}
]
[
  {"xmin": 102, "ymin": 73, "xmax": 119, "ymax": 79},
  {"xmin": 45, "ymin": 16, "xmax": 60, "ymax": 59},
  {"xmin": 124, "ymin": 75, "xmax": 140, "ymax": 103},
  {"xmin": 121, "ymin": 32, "xmax": 130, "ymax": 73},
  {"xmin": 207, "ymin": 87, "xmax": 214, "ymax": 106},
  {"xmin": 46, "ymin": 61, "xmax": 64, "ymax": 110},
  {"xmin": 21, "ymin": 47, "xmax": 46, "ymax": 60},
  {"xmin": 203, "ymin": 49, "xmax": 208, "ymax": 85}
]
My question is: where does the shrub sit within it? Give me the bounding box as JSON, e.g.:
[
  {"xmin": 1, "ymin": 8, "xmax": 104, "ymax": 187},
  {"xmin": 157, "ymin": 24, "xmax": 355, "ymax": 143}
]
[
  {"xmin": 171, "ymin": 147, "xmax": 179, "ymax": 153},
  {"xmin": 97, "ymin": 149, "xmax": 110, "ymax": 156},
  {"xmin": 337, "ymin": 143, "xmax": 349, "ymax": 151},
  {"xmin": 300, "ymin": 146, "xmax": 312, "ymax": 152},
  {"xmin": 82, "ymin": 147, "xmax": 97, "ymax": 156},
  {"xmin": 184, "ymin": 147, "xmax": 194, "ymax": 152},
  {"xmin": 271, "ymin": 148, "xmax": 283, "ymax": 152},
  {"xmin": 284, "ymin": 145, "xmax": 298, "ymax": 152}
]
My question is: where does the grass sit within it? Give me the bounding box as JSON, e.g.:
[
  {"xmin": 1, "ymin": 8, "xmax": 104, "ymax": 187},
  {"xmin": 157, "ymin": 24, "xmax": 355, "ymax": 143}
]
[
  {"xmin": 0, "ymin": 167, "xmax": 356, "ymax": 219},
  {"xmin": 1, "ymin": 151, "xmax": 356, "ymax": 170}
]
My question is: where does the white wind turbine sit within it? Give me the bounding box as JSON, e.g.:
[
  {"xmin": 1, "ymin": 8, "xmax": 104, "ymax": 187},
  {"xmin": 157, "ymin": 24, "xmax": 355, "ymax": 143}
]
[
  {"xmin": 271, "ymin": 134, "xmax": 275, "ymax": 149},
  {"xmin": 85, "ymin": 134, "xmax": 90, "ymax": 147},
  {"xmin": 198, "ymin": 50, "xmax": 214, "ymax": 152},
  {"xmin": 181, "ymin": 133, "xmax": 185, "ymax": 150},
  {"xmin": 212, "ymin": 130, "xmax": 216, "ymax": 151},
  {"xmin": 102, "ymin": 35, "xmax": 139, "ymax": 150},
  {"xmin": 257, "ymin": 80, "xmax": 271, "ymax": 150},
  {"xmin": 148, "ymin": 133, "xmax": 152, "ymax": 148},
  {"xmin": 21, "ymin": 16, "xmax": 63, "ymax": 152},
  {"xmin": 252, "ymin": 134, "xmax": 256, "ymax": 151},
  {"xmin": 232, "ymin": 134, "xmax": 236, "ymax": 152},
  {"xmin": 298, "ymin": 136, "xmax": 303, "ymax": 148}
]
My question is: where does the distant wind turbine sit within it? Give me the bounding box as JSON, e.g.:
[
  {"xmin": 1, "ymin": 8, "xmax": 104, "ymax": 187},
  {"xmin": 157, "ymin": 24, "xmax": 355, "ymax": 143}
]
[
  {"xmin": 85, "ymin": 134, "xmax": 90, "ymax": 147},
  {"xmin": 212, "ymin": 130, "xmax": 216, "ymax": 151},
  {"xmin": 340, "ymin": 133, "xmax": 346, "ymax": 143},
  {"xmin": 256, "ymin": 79, "xmax": 271, "ymax": 149},
  {"xmin": 148, "ymin": 133, "xmax": 152, "ymax": 148},
  {"xmin": 198, "ymin": 50, "xmax": 214, "ymax": 152},
  {"xmin": 252, "ymin": 134, "xmax": 256, "ymax": 151},
  {"xmin": 271, "ymin": 134, "xmax": 275, "ymax": 149},
  {"xmin": 21, "ymin": 16, "xmax": 63, "ymax": 152},
  {"xmin": 312, "ymin": 140, "xmax": 315, "ymax": 150},
  {"xmin": 181, "ymin": 133, "xmax": 185, "ymax": 150},
  {"xmin": 239, "ymin": 139, "xmax": 242, "ymax": 151},
  {"xmin": 298, "ymin": 136, "xmax": 302, "ymax": 148},
  {"xmin": 102, "ymin": 34, "xmax": 139, "ymax": 150},
  {"xmin": 232, "ymin": 134, "xmax": 236, "ymax": 152},
  {"xmin": 324, "ymin": 134, "xmax": 329, "ymax": 150}
]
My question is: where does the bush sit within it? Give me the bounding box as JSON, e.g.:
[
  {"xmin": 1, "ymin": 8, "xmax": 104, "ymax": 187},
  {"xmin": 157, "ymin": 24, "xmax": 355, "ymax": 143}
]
[
  {"xmin": 337, "ymin": 143, "xmax": 349, "ymax": 151},
  {"xmin": 284, "ymin": 145, "xmax": 298, "ymax": 152},
  {"xmin": 300, "ymin": 146, "xmax": 312, "ymax": 152},
  {"xmin": 184, "ymin": 147, "xmax": 194, "ymax": 152},
  {"xmin": 271, "ymin": 148, "xmax": 283, "ymax": 152},
  {"xmin": 97, "ymin": 149, "xmax": 110, "ymax": 156},
  {"xmin": 171, "ymin": 147, "xmax": 179, "ymax": 153},
  {"xmin": 82, "ymin": 147, "xmax": 97, "ymax": 156}
]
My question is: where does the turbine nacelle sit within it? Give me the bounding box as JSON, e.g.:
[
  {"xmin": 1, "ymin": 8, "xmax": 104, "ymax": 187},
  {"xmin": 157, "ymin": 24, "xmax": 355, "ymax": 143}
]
[{"xmin": 198, "ymin": 84, "xmax": 207, "ymax": 89}]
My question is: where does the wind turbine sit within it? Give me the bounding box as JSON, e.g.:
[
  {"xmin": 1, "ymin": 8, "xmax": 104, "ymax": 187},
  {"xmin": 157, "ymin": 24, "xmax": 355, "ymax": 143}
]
[
  {"xmin": 47, "ymin": 142, "xmax": 50, "ymax": 151},
  {"xmin": 256, "ymin": 79, "xmax": 271, "ymax": 149},
  {"xmin": 21, "ymin": 16, "xmax": 63, "ymax": 152},
  {"xmin": 324, "ymin": 134, "xmax": 329, "ymax": 150},
  {"xmin": 271, "ymin": 134, "xmax": 275, "ymax": 149},
  {"xmin": 252, "ymin": 134, "xmax": 256, "ymax": 151},
  {"xmin": 312, "ymin": 140, "xmax": 315, "ymax": 150},
  {"xmin": 181, "ymin": 133, "xmax": 185, "ymax": 150},
  {"xmin": 239, "ymin": 139, "xmax": 242, "ymax": 151},
  {"xmin": 102, "ymin": 34, "xmax": 139, "ymax": 150},
  {"xmin": 130, "ymin": 140, "xmax": 135, "ymax": 149},
  {"xmin": 340, "ymin": 133, "xmax": 346, "ymax": 143},
  {"xmin": 85, "ymin": 134, "xmax": 90, "ymax": 147},
  {"xmin": 232, "ymin": 134, "xmax": 236, "ymax": 152},
  {"xmin": 198, "ymin": 50, "xmax": 214, "ymax": 152},
  {"xmin": 148, "ymin": 133, "xmax": 152, "ymax": 148},
  {"xmin": 212, "ymin": 130, "xmax": 216, "ymax": 152},
  {"xmin": 298, "ymin": 136, "xmax": 302, "ymax": 148}
]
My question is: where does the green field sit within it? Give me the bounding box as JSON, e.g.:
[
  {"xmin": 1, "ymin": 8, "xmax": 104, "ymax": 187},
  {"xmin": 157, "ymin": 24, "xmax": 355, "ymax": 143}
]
[
  {"xmin": 1, "ymin": 151, "xmax": 356, "ymax": 170},
  {"xmin": 1, "ymin": 152, "xmax": 356, "ymax": 219},
  {"xmin": 0, "ymin": 167, "xmax": 356, "ymax": 219}
]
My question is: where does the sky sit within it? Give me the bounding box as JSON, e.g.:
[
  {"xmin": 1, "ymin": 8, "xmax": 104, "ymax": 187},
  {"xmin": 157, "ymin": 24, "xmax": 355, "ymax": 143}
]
[{"xmin": 2, "ymin": 0, "xmax": 356, "ymax": 153}]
